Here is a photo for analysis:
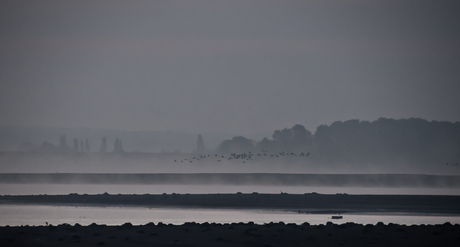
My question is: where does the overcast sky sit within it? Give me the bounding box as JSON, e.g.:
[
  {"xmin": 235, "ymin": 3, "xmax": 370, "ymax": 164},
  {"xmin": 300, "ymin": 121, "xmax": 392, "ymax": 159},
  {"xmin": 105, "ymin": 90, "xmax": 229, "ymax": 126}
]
[{"xmin": 1, "ymin": 0, "xmax": 459, "ymax": 135}]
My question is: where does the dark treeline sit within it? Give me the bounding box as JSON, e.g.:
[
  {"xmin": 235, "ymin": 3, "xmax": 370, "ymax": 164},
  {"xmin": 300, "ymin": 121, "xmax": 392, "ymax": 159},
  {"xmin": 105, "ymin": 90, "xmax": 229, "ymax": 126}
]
[
  {"xmin": 2, "ymin": 118, "xmax": 459, "ymax": 167},
  {"xmin": 0, "ymin": 126, "xmax": 254, "ymax": 153},
  {"xmin": 218, "ymin": 124, "xmax": 312, "ymax": 154},
  {"xmin": 17, "ymin": 135, "xmax": 125, "ymax": 154},
  {"xmin": 217, "ymin": 118, "xmax": 460, "ymax": 165}
]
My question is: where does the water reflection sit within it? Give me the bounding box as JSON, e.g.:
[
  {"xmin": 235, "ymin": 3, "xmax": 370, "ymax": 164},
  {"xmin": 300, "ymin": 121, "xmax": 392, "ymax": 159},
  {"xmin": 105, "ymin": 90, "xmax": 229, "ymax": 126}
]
[{"xmin": 0, "ymin": 205, "xmax": 458, "ymax": 227}]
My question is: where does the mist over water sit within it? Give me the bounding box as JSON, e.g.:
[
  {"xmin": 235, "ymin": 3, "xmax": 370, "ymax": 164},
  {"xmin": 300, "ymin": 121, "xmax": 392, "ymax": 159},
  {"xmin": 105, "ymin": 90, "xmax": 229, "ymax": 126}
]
[{"xmin": 1, "ymin": 152, "xmax": 458, "ymax": 175}]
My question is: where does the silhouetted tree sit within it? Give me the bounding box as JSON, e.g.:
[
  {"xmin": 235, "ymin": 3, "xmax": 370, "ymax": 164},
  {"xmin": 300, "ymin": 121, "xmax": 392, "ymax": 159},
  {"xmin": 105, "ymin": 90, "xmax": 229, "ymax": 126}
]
[
  {"xmin": 85, "ymin": 139, "xmax": 90, "ymax": 152},
  {"xmin": 99, "ymin": 137, "xmax": 107, "ymax": 153},
  {"xmin": 58, "ymin": 135, "xmax": 69, "ymax": 151},
  {"xmin": 291, "ymin": 124, "xmax": 313, "ymax": 151},
  {"xmin": 196, "ymin": 134, "xmax": 205, "ymax": 153},
  {"xmin": 113, "ymin": 137, "xmax": 125, "ymax": 153},
  {"xmin": 272, "ymin": 128, "xmax": 292, "ymax": 150},
  {"xmin": 218, "ymin": 136, "xmax": 256, "ymax": 154},
  {"xmin": 271, "ymin": 124, "xmax": 312, "ymax": 152},
  {"xmin": 256, "ymin": 137, "xmax": 278, "ymax": 152},
  {"xmin": 73, "ymin": 138, "xmax": 79, "ymax": 152},
  {"xmin": 311, "ymin": 118, "xmax": 460, "ymax": 166}
]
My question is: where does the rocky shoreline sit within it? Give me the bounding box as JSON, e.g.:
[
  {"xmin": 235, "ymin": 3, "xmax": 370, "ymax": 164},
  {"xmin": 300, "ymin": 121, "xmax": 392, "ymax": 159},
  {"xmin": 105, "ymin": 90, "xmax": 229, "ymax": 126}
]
[
  {"xmin": 1, "ymin": 221, "xmax": 459, "ymax": 247},
  {"xmin": 2, "ymin": 193, "xmax": 459, "ymax": 246}
]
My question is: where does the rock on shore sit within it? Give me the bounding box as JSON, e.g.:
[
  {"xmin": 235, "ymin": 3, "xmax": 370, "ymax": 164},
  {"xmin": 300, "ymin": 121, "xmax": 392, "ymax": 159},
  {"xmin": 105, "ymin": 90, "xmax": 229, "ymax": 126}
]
[{"xmin": 1, "ymin": 222, "xmax": 459, "ymax": 247}]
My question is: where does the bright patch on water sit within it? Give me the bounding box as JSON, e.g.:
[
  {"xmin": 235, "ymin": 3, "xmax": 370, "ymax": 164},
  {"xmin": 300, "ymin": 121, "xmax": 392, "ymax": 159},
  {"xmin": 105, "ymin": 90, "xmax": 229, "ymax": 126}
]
[{"xmin": 0, "ymin": 204, "xmax": 458, "ymax": 226}]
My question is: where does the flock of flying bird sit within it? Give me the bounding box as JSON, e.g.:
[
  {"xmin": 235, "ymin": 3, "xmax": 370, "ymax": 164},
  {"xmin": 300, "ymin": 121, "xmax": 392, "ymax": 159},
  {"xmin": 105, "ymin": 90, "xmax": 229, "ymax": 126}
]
[
  {"xmin": 174, "ymin": 150, "xmax": 311, "ymax": 164},
  {"xmin": 172, "ymin": 151, "xmax": 459, "ymax": 168}
]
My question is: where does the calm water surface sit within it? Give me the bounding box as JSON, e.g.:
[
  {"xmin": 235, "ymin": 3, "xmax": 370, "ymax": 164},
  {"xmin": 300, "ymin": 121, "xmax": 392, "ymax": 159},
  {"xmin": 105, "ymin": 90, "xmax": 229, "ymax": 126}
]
[
  {"xmin": 0, "ymin": 204, "xmax": 458, "ymax": 227},
  {"xmin": 2, "ymin": 184, "xmax": 458, "ymax": 227}
]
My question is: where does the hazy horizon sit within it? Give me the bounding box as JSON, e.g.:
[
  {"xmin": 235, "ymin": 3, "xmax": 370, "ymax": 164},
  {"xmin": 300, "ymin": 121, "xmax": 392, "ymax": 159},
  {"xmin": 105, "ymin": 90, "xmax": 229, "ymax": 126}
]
[
  {"xmin": 1, "ymin": 1, "xmax": 459, "ymax": 135},
  {"xmin": 1, "ymin": 1, "xmax": 459, "ymax": 177}
]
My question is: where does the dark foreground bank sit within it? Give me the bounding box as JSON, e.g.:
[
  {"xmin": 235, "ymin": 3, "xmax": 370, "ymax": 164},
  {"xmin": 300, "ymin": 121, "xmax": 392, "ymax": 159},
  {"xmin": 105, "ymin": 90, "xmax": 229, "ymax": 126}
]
[
  {"xmin": 2, "ymin": 193, "xmax": 460, "ymax": 215},
  {"xmin": 1, "ymin": 222, "xmax": 459, "ymax": 247}
]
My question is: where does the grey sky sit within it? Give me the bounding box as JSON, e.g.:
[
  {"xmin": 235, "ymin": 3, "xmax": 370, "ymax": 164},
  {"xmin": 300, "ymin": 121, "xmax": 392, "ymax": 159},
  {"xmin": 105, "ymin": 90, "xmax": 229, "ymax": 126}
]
[{"xmin": 1, "ymin": 0, "xmax": 459, "ymax": 135}]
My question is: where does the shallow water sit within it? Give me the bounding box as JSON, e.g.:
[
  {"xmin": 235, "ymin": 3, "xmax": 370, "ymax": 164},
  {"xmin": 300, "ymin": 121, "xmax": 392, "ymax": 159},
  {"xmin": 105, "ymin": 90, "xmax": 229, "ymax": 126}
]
[
  {"xmin": 0, "ymin": 204, "xmax": 458, "ymax": 227},
  {"xmin": 2, "ymin": 183, "xmax": 458, "ymax": 227}
]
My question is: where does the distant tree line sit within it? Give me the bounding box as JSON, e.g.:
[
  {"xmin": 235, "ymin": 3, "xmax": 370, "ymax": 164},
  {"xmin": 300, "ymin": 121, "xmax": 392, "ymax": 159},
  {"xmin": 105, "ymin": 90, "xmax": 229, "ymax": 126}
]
[
  {"xmin": 8, "ymin": 118, "xmax": 460, "ymax": 166},
  {"xmin": 216, "ymin": 118, "xmax": 460, "ymax": 165},
  {"xmin": 217, "ymin": 124, "xmax": 313, "ymax": 154},
  {"xmin": 28, "ymin": 135, "xmax": 125, "ymax": 153}
]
